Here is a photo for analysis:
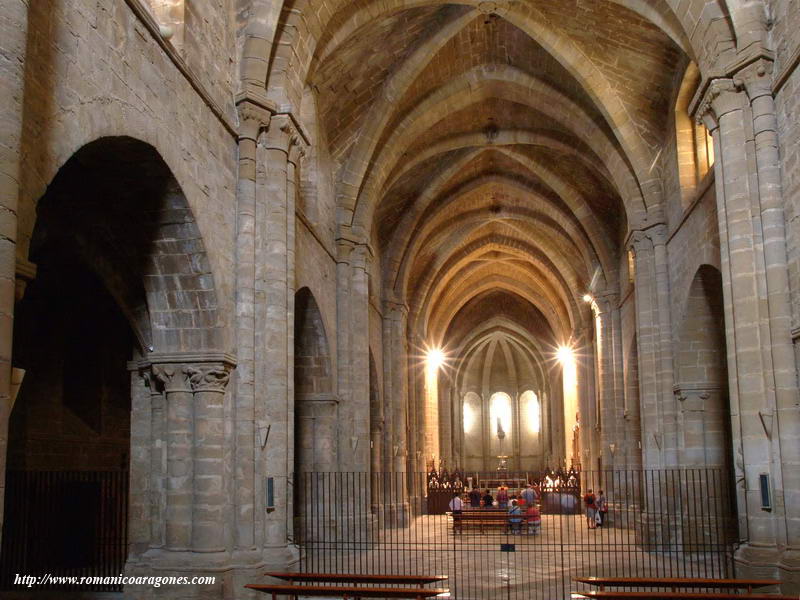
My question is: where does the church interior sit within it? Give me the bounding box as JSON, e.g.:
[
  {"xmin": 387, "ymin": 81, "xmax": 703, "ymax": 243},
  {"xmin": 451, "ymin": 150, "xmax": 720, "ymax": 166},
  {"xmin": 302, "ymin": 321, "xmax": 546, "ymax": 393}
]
[{"xmin": 1, "ymin": 0, "xmax": 800, "ymax": 598}]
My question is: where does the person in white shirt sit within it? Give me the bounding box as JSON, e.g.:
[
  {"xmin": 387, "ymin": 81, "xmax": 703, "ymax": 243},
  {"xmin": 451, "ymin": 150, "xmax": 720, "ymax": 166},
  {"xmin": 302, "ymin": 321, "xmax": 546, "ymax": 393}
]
[{"xmin": 449, "ymin": 493, "xmax": 464, "ymax": 533}]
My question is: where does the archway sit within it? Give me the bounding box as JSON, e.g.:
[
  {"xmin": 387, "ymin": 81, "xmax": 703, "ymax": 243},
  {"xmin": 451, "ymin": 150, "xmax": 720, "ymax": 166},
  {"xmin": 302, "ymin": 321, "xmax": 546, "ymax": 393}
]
[
  {"xmin": 1, "ymin": 136, "xmax": 218, "ymax": 589},
  {"xmin": 675, "ymin": 265, "xmax": 734, "ymax": 548},
  {"xmin": 293, "ymin": 287, "xmax": 335, "ymax": 474},
  {"xmin": 675, "ymin": 266, "xmax": 731, "ymax": 469},
  {"xmin": 293, "ymin": 288, "xmax": 334, "ymax": 542}
]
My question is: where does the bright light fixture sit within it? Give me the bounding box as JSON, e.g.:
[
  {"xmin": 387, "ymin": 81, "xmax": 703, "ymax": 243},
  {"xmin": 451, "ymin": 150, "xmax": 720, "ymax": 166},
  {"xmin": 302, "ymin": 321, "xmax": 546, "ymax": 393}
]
[
  {"xmin": 556, "ymin": 345, "xmax": 573, "ymax": 365},
  {"xmin": 426, "ymin": 347, "xmax": 445, "ymax": 369},
  {"xmin": 583, "ymin": 293, "xmax": 593, "ymax": 303}
]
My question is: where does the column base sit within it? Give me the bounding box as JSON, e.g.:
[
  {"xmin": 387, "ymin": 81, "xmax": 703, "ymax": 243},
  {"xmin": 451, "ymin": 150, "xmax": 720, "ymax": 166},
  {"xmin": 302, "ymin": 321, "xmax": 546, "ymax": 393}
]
[
  {"xmin": 734, "ymin": 543, "xmax": 781, "ymax": 581},
  {"xmin": 123, "ymin": 544, "xmax": 299, "ymax": 599},
  {"xmin": 381, "ymin": 501, "xmax": 410, "ymax": 528},
  {"xmin": 778, "ymin": 547, "xmax": 800, "ymax": 594}
]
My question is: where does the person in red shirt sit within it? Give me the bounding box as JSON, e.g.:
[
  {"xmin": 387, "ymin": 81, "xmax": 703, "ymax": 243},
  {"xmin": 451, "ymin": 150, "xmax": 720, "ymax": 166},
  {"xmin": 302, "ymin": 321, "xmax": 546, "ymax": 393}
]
[
  {"xmin": 583, "ymin": 489, "xmax": 598, "ymax": 529},
  {"xmin": 525, "ymin": 503, "xmax": 541, "ymax": 535}
]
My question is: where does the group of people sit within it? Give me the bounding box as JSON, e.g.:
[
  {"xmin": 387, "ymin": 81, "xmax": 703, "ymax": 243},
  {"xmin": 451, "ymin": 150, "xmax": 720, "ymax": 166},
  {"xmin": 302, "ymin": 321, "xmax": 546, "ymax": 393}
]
[
  {"xmin": 449, "ymin": 483, "xmax": 610, "ymax": 533},
  {"xmin": 582, "ymin": 489, "xmax": 608, "ymax": 529},
  {"xmin": 449, "ymin": 484, "xmax": 542, "ymax": 534}
]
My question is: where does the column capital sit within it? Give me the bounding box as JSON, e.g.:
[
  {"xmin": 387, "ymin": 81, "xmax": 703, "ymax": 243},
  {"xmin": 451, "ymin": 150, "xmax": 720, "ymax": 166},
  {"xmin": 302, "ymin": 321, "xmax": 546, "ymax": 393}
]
[
  {"xmin": 151, "ymin": 363, "xmax": 194, "ymax": 393},
  {"xmin": 628, "ymin": 223, "xmax": 666, "ymax": 253},
  {"xmin": 336, "ymin": 233, "xmax": 373, "ymax": 265},
  {"xmin": 235, "ymin": 92, "xmax": 275, "ymax": 142},
  {"xmin": 673, "ymin": 384, "xmax": 722, "ymax": 412},
  {"xmin": 135, "ymin": 352, "xmax": 237, "ymax": 394},
  {"xmin": 738, "ymin": 58, "xmax": 774, "ymax": 102},
  {"xmin": 186, "ymin": 362, "xmax": 233, "ymax": 393},
  {"xmin": 264, "ymin": 113, "xmax": 310, "ymax": 154},
  {"xmin": 591, "ymin": 291, "xmax": 618, "ymax": 316},
  {"xmin": 695, "ymin": 78, "xmax": 746, "ymax": 132},
  {"xmin": 384, "ymin": 299, "xmax": 409, "ymax": 318}
]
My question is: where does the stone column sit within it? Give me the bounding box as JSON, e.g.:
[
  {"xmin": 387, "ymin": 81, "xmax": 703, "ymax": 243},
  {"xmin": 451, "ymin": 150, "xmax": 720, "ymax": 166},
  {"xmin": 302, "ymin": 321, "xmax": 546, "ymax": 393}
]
[
  {"xmin": 261, "ymin": 113, "xmax": 304, "ymax": 559},
  {"xmin": 188, "ymin": 364, "xmax": 232, "ymax": 552},
  {"xmin": 152, "ymin": 364, "xmax": 195, "ymax": 552},
  {"xmin": 0, "ymin": 0, "xmax": 28, "ymax": 544},
  {"xmin": 698, "ymin": 67, "xmax": 799, "ymax": 582},
  {"xmin": 383, "ymin": 301, "xmax": 409, "ymax": 473},
  {"xmin": 629, "ymin": 225, "xmax": 676, "ymax": 468},
  {"xmin": 382, "ymin": 300, "xmax": 409, "ymax": 524},
  {"xmin": 128, "ymin": 367, "xmax": 153, "ymax": 558},
  {"xmin": 150, "ymin": 359, "xmax": 234, "ymax": 555},
  {"xmin": 593, "ymin": 293, "xmax": 621, "ymax": 474},
  {"xmin": 233, "ymin": 95, "xmax": 272, "ymax": 561},
  {"xmin": 629, "ymin": 226, "xmax": 676, "ymax": 547},
  {"xmin": 438, "ymin": 372, "xmax": 452, "ymax": 469},
  {"xmin": 742, "ymin": 63, "xmax": 800, "ymax": 586},
  {"xmin": 144, "ymin": 370, "xmax": 166, "ymax": 549},
  {"xmin": 335, "ymin": 238, "xmax": 372, "ymax": 473}
]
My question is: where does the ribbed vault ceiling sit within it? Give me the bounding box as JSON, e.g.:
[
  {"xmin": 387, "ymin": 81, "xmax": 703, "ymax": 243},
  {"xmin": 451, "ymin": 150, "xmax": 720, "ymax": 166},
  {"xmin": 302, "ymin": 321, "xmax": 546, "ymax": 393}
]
[{"xmin": 277, "ymin": 0, "xmax": 688, "ymax": 374}]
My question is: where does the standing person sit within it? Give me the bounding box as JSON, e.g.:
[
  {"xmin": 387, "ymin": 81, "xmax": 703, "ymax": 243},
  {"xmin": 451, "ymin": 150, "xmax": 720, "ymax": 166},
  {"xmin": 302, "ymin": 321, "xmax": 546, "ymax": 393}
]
[
  {"xmin": 468, "ymin": 487, "xmax": 481, "ymax": 508},
  {"xmin": 497, "ymin": 485, "xmax": 509, "ymax": 508},
  {"xmin": 449, "ymin": 492, "xmax": 464, "ymax": 533},
  {"xmin": 482, "ymin": 489, "xmax": 494, "ymax": 508},
  {"xmin": 583, "ymin": 489, "xmax": 597, "ymax": 529},
  {"xmin": 521, "ymin": 483, "xmax": 537, "ymax": 507},
  {"xmin": 596, "ymin": 490, "xmax": 608, "ymax": 527}
]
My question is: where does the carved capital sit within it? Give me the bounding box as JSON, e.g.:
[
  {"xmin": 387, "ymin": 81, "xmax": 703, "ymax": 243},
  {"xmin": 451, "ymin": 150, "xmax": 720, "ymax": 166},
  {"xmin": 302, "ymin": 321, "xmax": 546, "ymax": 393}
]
[
  {"xmin": 628, "ymin": 229, "xmax": 651, "ymax": 254},
  {"xmin": 236, "ymin": 100, "xmax": 272, "ymax": 143},
  {"xmin": 186, "ymin": 363, "xmax": 233, "ymax": 393},
  {"xmin": 673, "ymin": 384, "xmax": 719, "ymax": 412},
  {"xmin": 695, "ymin": 78, "xmax": 745, "ymax": 132},
  {"xmin": 592, "ymin": 291, "xmax": 617, "ymax": 316},
  {"xmin": 265, "ymin": 113, "xmax": 309, "ymax": 155},
  {"xmin": 629, "ymin": 223, "xmax": 666, "ymax": 253},
  {"xmin": 384, "ymin": 299, "xmax": 409, "ymax": 320},
  {"xmin": 739, "ymin": 58, "xmax": 774, "ymax": 102},
  {"xmin": 152, "ymin": 363, "xmax": 193, "ymax": 393},
  {"xmin": 137, "ymin": 352, "xmax": 236, "ymax": 395}
]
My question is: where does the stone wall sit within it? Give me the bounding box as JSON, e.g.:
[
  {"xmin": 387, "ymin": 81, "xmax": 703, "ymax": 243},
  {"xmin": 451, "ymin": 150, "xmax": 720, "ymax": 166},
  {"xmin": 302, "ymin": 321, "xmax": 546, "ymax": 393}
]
[{"xmin": 16, "ymin": 0, "xmax": 238, "ymax": 352}]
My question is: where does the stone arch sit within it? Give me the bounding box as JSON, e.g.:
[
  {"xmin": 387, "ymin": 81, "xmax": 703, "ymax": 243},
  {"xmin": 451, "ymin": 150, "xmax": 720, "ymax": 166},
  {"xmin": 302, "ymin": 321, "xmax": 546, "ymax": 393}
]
[
  {"xmin": 25, "ymin": 136, "xmax": 223, "ymax": 353},
  {"xmin": 675, "ymin": 265, "xmax": 731, "ymax": 468},
  {"xmin": 4, "ymin": 135, "xmax": 222, "ymax": 585},
  {"xmin": 294, "ymin": 287, "xmax": 336, "ymax": 474}
]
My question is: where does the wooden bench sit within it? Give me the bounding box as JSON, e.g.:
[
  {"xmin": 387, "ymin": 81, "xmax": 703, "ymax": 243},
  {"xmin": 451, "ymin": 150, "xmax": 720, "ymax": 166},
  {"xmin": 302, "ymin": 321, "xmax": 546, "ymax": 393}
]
[
  {"xmin": 573, "ymin": 593, "xmax": 793, "ymax": 600},
  {"xmin": 451, "ymin": 510, "xmax": 530, "ymax": 533},
  {"xmin": 263, "ymin": 572, "xmax": 448, "ymax": 588},
  {"xmin": 573, "ymin": 576, "xmax": 790, "ymax": 599},
  {"xmin": 247, "ymin": 572, "xmax": 449, "ymax": 599},
  {"xmin": 245, "ymin": 583, "xmax": 449, "ymax": 599}
]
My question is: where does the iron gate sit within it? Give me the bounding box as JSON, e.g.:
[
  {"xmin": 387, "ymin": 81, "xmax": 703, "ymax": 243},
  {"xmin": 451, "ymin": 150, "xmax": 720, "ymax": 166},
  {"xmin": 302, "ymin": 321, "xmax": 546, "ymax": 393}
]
[
  {"xmin": 0, "ymin": 470, "xmax": 129, "ymax": 592},
  {"xmin": 295, "ymin": 469, "xmax": 736, "ymax": 600}
]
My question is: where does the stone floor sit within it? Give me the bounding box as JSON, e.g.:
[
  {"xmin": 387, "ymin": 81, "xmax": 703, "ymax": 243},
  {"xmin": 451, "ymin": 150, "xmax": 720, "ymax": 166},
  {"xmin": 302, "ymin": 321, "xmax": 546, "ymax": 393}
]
[{"xmin": 300, "ymin": 513, "xmax": 734, "ymax": 600}]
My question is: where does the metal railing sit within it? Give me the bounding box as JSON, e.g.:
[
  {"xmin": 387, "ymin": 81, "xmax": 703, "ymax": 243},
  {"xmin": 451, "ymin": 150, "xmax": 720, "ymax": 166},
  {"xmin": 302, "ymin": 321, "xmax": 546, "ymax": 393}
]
[
  {"xmin": 0, "ymin": 470, "xmax": 129, "ymax": 592},
  {"xmin": 294, "ymin": 469, "xmax": 736, "ymax": 600}
]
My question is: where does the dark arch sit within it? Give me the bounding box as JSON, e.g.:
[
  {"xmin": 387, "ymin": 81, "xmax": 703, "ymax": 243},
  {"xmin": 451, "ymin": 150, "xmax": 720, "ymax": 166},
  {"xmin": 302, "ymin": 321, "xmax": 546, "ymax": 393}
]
[
  {"xmin": 1, "ymin": 136, "xmax": 222, "ymax": 589},
  {"xmin": 28, "ymin": 136, "xmax": 222, "ymax": 353},
  {"xmin": 676, "ymin": 265, "xmax": 730, "ymax": 468},
  {"xmin": 293, "ymin": 287, "xmax": 336, "ymax": 544},
  {"xmin": 294, "ymin": 287, "xmax": 335, "ymax": 473}
]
